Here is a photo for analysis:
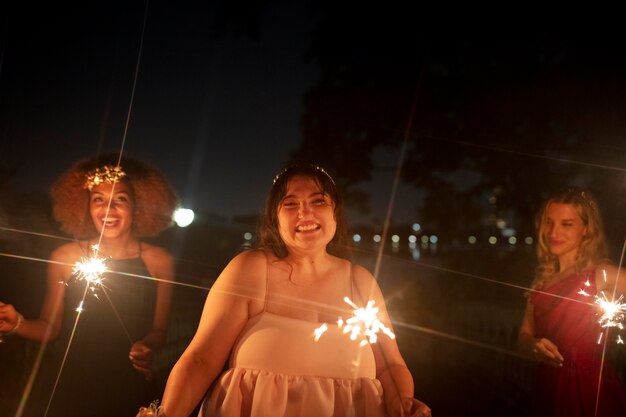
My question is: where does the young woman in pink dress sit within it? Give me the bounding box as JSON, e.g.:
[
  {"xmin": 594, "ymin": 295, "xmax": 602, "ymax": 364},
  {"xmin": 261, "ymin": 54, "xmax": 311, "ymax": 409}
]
[
  {"xmin": 518, "ymin": 188, "xmax": 626, "ymax": 417},
  {"xmin": 143, "ymin": 164, "xmax": 431, "ymax": 417}
]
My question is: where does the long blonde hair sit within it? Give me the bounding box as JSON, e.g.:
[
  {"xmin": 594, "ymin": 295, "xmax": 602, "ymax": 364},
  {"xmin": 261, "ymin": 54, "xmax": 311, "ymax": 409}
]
[{"xmin": 533, "ymin": 188, "xmax": 609, "ymax": 287}]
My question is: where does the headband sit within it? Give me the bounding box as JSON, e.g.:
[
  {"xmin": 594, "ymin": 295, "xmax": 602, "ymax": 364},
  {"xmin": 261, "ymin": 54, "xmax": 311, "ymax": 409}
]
[{"xmin": 84, "ymin": 165, "xmax": 127, "ymax": 190}]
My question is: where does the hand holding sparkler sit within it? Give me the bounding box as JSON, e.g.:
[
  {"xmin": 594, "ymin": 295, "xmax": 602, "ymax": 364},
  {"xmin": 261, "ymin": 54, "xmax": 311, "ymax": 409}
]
[
  {"xmin": 532, "ymin": 337, "xmax": 564, "ymax": 367},
  {"xmin": 130, "ymin": 340, "xmax": 155, "ymax": 380}
]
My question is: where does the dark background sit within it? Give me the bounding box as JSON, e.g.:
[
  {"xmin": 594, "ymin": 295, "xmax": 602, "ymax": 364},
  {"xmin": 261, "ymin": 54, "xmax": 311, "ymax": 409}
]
[{"xmin": 1, "ymin": 2, "xmax": 626, "ymax": 416}]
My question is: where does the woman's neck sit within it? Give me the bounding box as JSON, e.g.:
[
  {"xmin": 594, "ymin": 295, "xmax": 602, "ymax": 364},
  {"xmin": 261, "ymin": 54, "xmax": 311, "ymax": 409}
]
[
  {"xmin": 90, "ymin": 237, "xmax": 140, "ymax": 259},
  {"xmin": 284, "ymin": 250, "xmax": 332, "ymax": 274},
  {"xmin": 558, "ymin": 253, "xmax": 578, "ymax": 273}
]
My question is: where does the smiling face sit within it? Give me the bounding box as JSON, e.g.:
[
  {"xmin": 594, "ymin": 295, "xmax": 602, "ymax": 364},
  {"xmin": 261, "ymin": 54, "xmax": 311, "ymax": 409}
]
[
  {"xmin": 276, "ymin": 175, "xmax": 337, "ymax": 254},
  {"xmin": 542, "ymin": 202, "xmax": 587, "ymax": 267},
  {"xmin": 89, "ymin": 181, "xmax": 134, "ymax": 240}
]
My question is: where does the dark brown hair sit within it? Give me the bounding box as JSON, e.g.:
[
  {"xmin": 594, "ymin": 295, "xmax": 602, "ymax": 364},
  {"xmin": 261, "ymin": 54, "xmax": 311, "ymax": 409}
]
[{"xmin": 259, "ymin": 164, "xmax": 349, "ymax": 258}]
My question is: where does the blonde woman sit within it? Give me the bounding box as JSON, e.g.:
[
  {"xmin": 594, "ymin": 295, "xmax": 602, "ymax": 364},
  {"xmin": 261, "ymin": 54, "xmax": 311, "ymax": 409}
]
[{"xmin": 518, "ymin": 188, "xmax": 626, "ymax": 416}]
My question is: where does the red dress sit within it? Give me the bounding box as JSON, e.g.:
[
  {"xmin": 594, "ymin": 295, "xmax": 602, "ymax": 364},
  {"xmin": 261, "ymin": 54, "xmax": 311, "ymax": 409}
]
[{"xmin": 531, "ymin": 269, "xmax": 626, "ymax": 417}]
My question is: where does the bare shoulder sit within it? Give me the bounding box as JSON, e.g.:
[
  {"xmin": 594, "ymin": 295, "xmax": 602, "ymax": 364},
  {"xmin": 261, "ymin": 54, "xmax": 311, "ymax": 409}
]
[
  {"xmin": 48, "ymin": 242, "xmax": 84, "ymax": 284},
  {"xmin": 215, "ymin": 249, "xmax": 267, "ymax": 293},
  {"xmin": 139, "ymin": 242, "xmax": 174, "ymax": 281},
  {"xmin": 351, "ymin": 262, "xmax": 378, "ymax": 285},
  {"xmin": 597, "ymin": 262, "xmax": 618, "ymax": 275},
  {"xmin": 141, "ymin": 242, "xmax": 174, "ymax": 265},
  {"xmin": 50, "ymin": 241, "xmax": 83, "ymax": 263},
  {"xmin": 596, "ymin": 262, "xmax": 626, "ymax": 290},
  {"xmin": 223, "ymin": 249, "xmax": 267, "ymax": 278},
  {"xmin": 349, "ymin": 262, "xmax": 384, "ymax": 301}
]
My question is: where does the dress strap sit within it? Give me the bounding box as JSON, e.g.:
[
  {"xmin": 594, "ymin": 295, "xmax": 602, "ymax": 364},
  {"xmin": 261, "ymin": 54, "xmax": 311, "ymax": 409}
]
[
  {"xmin": 262, "ymin": 249, "xmax": 271, "ymax": 312},
  {"xmin": 350, "ymin": 262, "xmax": 364, "ymax": 304},
  {"xmin": 80, "ymin": 240, "xmax": 91, "ymax": 256}
]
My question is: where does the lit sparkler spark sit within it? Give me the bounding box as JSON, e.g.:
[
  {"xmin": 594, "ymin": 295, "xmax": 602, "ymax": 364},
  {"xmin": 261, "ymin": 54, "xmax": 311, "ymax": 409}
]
[
  {"xmin": 595, "ymin": 292, "xmax": 626, "ymax": 330},
  {"xmin": 314, "ymin": 323, "xmax": 328, "ymax": 341},
  {"xmin": 314, "ymin": 297, "xmax": 395, "ymax": 346},
  {"xmin": 578, "ymin": 274, "xmax": 626, "ymax": 344},
  {"xmin": 72, "ymin": 245, "xmax": 108, "ymax": 297}
]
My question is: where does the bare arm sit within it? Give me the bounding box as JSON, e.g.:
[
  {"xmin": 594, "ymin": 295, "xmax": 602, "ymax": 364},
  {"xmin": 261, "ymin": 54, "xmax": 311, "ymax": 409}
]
[
  {"xmin": 518, "ymin": 296, "xmax": 563, "ymax": 367},
  {"xmin": 130, "ymin": 245, "xmax": 176, "ymax": 378},
  {"xmin": 0, "ymin": 245, "xmax": 75, "ymax": 342},
  {"xmin": 158, "ymin": 250, "xmax": 266, "ymax": 417},
  {"xmin": 596, "ymin": 263, "xmax": 626, "ymax": 298},
  {"xmin": 353, "ymin": 266, "xmax": 430, "ymax": 417},
  {"xmin": 142, "ymin": 245, "xmax": 175, "ymax": 348}
]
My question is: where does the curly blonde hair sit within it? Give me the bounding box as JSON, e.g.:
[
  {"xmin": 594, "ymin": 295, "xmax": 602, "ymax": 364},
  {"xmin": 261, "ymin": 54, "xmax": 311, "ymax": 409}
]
[
  {"xmin": 50, "ymin": 153, "xmax": 179, "ymax": 239},
  {"xmin": 533, "ymin": 188, "xmax": 609, "ymax": 287}
]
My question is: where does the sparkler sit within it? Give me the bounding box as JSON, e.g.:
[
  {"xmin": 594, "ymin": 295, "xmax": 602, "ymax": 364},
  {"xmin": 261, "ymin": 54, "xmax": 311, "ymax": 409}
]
[
  {"xmin": 314, "ymin": 297, "xmax": 395, "ymax": 346},
  {"xmin": 72, "ymin": 245, "xmax": 109, "ymax": 301},
  {"xmin": 578, "ymin": 273, "xmax": 626, "ymax": 344}
]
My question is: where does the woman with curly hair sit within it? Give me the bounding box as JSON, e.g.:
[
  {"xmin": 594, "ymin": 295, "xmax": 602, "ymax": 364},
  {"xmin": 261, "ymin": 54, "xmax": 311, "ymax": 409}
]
[
  {"xmin": 0, "ymin": 153, "xmax": 178, "ymax": 417},
  {"xmin": 518, "ymin": 188, "xmax": 626, "ymax": 417}
]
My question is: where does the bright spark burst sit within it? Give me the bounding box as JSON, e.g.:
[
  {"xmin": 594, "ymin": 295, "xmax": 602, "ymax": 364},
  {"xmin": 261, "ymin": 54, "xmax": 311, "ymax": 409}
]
[
  {"xmin": 578, "ymin": 274, "xmax": 626, "ymax": 344},
  {"xmin": 313, "ymin": 323, "xmax": 328, "ymax": 341},
  {"xmin": 595, "ymin": 292, "xmax": 626, "ymax": 330},
  {"xmin": 72, "ymin": 245, "xmax": 108, "ymax": 297},
  {"xmin": 314, "ymin": 297, "xmax": 395, "ymax": 347}
]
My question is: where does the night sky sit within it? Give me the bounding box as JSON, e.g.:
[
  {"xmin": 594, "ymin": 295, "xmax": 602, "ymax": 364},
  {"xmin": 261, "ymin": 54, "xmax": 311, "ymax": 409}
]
[
  {"xmin": 2, "ymin": 4, "xmax": 625, "ymax": 229},
  {"xmin": 1, "ymin": 2, "xmax": 317, "ymax": 222}
]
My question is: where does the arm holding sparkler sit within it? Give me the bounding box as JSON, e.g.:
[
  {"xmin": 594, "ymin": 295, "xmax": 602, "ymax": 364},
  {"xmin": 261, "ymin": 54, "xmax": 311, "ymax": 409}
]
[
  {"xmin": 353, "ymin": 265, "xmax": 432, "ymax": 417},
  {"xmin": 595, "ymin": 263, "xmax": 626, "ymax": 298},
  {"xmin": 0, "ymin": 243, "xmax": 79, "ymax": 343},
  {"xmin": 518, "ymin": 298, "xmax": 564, "ymax": 367},
  {"xmin": 129, "ymin": 244, "xmax": 176, "ymax": 379},
  {"xmin": 157, "ymin": 250, "xmax": 266, "ymax": 417}
]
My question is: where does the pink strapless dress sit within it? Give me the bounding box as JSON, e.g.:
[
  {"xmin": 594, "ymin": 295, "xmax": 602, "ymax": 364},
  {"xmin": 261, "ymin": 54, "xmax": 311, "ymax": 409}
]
[{"xmin": 200, "ymin": 312, "xmax": 386, "ymax": 417}]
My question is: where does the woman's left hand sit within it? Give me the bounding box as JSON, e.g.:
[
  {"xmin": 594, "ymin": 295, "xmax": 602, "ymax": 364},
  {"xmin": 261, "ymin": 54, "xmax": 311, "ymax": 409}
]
[
  {"xmin": 392, "ymin": 397, "xmax": 432, "ymax": 417},
  {"xmin": 129, "ymin": 341, "xmax": 155, "ymax": 380},
  {"xmin": 0, "ymin": 302, "xmax": 19, "ymax": 332}
]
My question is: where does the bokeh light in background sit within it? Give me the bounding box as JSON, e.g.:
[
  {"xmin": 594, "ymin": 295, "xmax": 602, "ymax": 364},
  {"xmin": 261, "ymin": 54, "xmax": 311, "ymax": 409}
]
[{"xmin": 173, "ymin": 208, "xmax": 194, "ymax": 227}]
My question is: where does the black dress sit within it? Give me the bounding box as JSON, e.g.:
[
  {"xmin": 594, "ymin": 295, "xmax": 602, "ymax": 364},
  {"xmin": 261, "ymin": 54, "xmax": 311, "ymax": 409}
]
[{"xmin": 45, "ymin": 248, "xmax": 158, "ymax": 417}]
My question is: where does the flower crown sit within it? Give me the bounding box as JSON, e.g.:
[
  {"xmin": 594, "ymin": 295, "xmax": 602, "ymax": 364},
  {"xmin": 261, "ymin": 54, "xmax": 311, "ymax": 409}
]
[{"xmin": 84, "ymin": 165, "xmax": 127, "ymax": 190}]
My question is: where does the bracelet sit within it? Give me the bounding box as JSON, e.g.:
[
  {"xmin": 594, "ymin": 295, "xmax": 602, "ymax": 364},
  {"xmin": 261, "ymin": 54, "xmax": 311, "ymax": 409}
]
[
  {"xmin": 137, "ymin": 400, "xmax": 166, "ymax": 417},
  {"xmin": 6, "ymin": 313, "xmax": 24, "ymax": 336}
]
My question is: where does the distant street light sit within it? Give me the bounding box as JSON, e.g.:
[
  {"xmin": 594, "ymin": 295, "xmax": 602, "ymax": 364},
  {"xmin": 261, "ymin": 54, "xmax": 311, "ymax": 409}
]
[{"xmin": 174, "ymin": 208, "xmax": 195, "ymax": 227}]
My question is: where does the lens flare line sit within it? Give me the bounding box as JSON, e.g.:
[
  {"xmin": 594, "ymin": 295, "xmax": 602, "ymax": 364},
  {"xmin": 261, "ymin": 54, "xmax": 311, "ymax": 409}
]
[
  {"xmin": 0, "ymin": 226, "xmax": 74, "ymax": 242},
  {"xmin": 393, "ymin": 319, "xmax": 527, "ymax": 359},
  {"xmin": 43, "ymin": 284, "xmax": 89, "ymax": 417}
]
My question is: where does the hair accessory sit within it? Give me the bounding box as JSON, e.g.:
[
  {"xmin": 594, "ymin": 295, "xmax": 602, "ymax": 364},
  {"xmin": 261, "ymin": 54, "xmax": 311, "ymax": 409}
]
[
  {"xmin": 272, "ymin": 164, "xmax": 336, "ymax": 185},
  {"xmin": 84, "ymin": 165, "xmax": 127, "ymax": 190},
  {"xmin": 579, "ymin": 191, "xmax": 599, "ymax": 215}
]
